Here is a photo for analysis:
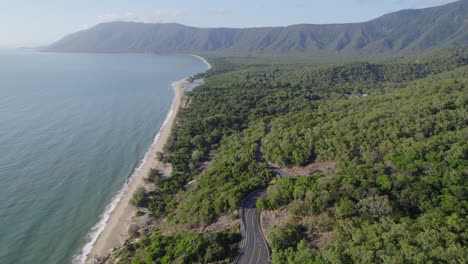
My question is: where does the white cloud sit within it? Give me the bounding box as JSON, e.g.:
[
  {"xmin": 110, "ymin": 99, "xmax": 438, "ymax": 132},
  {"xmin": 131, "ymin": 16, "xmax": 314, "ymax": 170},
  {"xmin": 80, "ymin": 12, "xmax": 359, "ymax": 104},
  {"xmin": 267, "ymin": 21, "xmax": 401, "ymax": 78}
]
[{"xmin": 79, "ymin": 10, "xmax": 187, "ymax": 30}]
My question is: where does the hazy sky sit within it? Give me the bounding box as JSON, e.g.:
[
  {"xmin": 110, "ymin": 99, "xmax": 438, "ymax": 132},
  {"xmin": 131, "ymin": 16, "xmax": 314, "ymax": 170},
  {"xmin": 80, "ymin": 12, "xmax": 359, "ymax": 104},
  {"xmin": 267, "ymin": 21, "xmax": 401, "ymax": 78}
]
[{"xmin": 0, "ymin": 0, "xmax": 458, "ymax": 47}]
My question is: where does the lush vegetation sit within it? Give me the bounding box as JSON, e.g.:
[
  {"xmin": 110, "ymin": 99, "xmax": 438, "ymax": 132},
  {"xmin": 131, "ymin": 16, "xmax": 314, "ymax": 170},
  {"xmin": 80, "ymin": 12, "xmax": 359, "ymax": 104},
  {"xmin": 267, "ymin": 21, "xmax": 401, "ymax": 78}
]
[
  {"xmin": 118, "ymin": 47, "xmax": 467, "ymax": 263},
  {"xmin": 171, "ymin": 123, "xmax": 273, "ymax": 225},
  {"xmin": 116, "ymin": 230, "xmax": 240, "ymax": 264}
]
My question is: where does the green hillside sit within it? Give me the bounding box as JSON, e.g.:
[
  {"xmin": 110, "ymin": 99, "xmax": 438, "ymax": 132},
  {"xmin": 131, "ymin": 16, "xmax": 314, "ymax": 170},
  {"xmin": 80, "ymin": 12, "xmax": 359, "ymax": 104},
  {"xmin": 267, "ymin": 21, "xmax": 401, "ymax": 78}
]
[
  {"xmin": 42, "ymin": 1, "xmax": 467, "ymax": 58},
  {"xmin": 114, "ymin": 47, "xmax": 468, "ymax": 263}
]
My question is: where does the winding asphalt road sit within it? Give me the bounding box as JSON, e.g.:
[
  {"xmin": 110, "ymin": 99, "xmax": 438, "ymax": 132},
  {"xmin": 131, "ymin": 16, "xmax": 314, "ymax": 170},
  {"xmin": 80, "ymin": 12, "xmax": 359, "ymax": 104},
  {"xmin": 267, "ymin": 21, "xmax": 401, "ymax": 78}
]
[
  {"xmin": 235, "ymin": 123, "xmax": 288, "ymax": 264},
  {"xmin": 236, "ymin": 189, "xmax": 271, "ymax": 264}
]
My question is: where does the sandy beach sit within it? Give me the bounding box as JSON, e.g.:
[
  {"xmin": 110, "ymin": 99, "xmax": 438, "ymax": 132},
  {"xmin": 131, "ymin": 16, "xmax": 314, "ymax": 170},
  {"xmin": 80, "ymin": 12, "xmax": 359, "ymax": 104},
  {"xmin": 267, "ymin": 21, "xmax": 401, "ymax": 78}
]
[
  {"xmin": 82, "ymin": 77, "xmax": 193, "ymax": 263},
  {"xmin": 190, "ymin": 55, "xmax": 212, "ymax": 70}
]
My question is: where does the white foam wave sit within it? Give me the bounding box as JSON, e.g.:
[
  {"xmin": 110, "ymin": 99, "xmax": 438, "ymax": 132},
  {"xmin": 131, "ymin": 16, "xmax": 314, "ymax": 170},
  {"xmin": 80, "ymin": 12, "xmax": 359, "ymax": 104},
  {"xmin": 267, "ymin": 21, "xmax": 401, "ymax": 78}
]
[{"xmin": 72, "ymin": 79, "xmax": 183, "ymax": 264}]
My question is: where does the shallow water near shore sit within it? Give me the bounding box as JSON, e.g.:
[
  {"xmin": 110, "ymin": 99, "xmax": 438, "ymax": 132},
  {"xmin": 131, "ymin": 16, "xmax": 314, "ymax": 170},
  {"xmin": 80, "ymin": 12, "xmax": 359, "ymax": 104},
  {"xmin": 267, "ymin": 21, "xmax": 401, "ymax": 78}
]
[{"xmin": 0, "ymin": 51, "xmax": 208, "ymax": 264}]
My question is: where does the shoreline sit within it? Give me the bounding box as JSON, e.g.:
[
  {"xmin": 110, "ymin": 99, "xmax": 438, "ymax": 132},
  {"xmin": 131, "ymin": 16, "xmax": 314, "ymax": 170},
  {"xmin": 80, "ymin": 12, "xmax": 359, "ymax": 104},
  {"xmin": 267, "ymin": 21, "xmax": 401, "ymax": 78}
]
[
  {"xmin": 189, "ymin": 54, "xmax": 212, "ymax": 70},
  {"xmin": 80, "ymin": 79, "xmax": 186, "ymax": 263},
  {"xmin": 79, "ymin": 55, "xmax": 210, "ymax": 263}
]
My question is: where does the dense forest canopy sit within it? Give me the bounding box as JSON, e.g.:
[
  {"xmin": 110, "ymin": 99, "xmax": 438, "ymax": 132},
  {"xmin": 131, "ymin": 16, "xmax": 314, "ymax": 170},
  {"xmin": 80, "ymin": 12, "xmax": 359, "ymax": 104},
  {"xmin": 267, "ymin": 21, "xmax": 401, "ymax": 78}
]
[{"xmin": 116, "ymin": 47, "xmax": 467, "ymax": 264}]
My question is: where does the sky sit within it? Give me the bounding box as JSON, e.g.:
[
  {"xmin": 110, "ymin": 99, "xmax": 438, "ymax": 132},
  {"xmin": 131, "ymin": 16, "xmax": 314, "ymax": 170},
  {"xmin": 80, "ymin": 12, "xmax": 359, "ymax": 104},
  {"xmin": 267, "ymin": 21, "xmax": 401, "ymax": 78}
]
[{"xmin": 0, "ymin": 0, "xmax": 458, "ymax": 47}]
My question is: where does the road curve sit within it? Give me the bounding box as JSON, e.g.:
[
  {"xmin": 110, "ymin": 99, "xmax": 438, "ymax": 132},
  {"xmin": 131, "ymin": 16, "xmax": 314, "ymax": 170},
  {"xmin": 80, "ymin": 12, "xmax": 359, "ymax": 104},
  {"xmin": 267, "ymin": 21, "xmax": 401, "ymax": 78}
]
[{"xmin": 235, "ymin": 189, "xmax": 271, "ymax": 264}]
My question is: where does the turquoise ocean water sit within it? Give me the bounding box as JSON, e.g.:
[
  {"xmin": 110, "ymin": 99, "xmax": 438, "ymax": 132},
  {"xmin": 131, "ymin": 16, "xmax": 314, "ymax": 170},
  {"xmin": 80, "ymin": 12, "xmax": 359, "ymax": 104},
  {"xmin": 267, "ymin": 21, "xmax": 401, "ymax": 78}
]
[{"xmin": 0, "ymin": 51, "xmax": 208, "ymax": 264}]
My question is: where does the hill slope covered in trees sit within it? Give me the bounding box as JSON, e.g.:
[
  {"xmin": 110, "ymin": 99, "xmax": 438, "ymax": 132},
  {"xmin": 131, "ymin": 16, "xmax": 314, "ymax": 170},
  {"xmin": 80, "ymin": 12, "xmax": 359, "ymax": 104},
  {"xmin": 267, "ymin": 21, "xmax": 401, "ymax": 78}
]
[
  {"xmin": 42, "ymin": 1, "xmax": 467, "ymax": 58},
  {"xmin": 114, "ymin": 47, "xmax": 467, "ymax": 263}
]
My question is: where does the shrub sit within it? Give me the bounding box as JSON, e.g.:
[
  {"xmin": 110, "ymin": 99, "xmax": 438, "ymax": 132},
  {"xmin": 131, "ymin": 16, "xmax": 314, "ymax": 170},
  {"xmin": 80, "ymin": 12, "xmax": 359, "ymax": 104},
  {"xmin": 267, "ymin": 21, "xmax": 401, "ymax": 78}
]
[
  {"xmin": 130, "ymin": 186, "xmax": 147, "ymax": 207},
  {"xmin": 128, "ymin": 224, "xmax": 139, "ymax": 238},
  {"xmin": 135, "ymin": 210, "xmax": 145, "ymax": 217},
  {"xmin": 145, "ymin": 168, "xmax": 161, "ymax": 184}
]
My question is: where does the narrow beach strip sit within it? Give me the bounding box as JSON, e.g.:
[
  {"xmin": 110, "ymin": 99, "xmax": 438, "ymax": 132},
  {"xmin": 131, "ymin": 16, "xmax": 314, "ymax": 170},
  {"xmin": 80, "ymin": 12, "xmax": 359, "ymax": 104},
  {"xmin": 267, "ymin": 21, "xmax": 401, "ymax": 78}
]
[
  {"xmin": 74, "ymin": 80, "xmax": 184, "ymax": 263},
  {"xmin": 74, "ymin": 55, "xmax": 210, "ymax": 264}
]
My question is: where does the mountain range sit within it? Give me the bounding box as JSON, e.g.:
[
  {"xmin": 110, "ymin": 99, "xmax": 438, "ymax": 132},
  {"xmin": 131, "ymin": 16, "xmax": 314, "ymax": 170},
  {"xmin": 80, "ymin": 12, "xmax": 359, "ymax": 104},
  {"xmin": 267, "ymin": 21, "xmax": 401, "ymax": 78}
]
[{"xmin": 42, "ymin": 0, "xmax": 467, "ymax": 56}]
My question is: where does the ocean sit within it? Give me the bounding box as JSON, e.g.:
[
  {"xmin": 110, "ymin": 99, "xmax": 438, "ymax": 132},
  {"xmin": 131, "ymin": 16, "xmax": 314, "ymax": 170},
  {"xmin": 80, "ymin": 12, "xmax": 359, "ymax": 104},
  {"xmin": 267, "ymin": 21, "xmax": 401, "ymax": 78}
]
[{"xmin": 0, "ymin": 51, "xmax": 208, "ymax": 264}]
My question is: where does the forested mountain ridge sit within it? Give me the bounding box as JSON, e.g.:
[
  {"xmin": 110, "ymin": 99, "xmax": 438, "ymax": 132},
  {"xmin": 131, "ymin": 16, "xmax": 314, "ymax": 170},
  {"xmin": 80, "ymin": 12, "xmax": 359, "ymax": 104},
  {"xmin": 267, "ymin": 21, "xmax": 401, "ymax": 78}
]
[{"xmin": 42, "ymin": 0, "xmax": 467, "ymax": 57}]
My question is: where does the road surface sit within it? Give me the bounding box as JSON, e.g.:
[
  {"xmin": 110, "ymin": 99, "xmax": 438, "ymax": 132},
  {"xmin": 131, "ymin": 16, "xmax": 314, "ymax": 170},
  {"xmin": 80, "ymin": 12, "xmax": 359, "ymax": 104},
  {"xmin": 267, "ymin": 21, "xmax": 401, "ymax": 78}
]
[
  {"xmin": 236, "ymin": 190, "xmax": 271, "ymax": 264},
  {"xmin": 235, "ymin": 122, "xmax": 286, "ymax": 263}
]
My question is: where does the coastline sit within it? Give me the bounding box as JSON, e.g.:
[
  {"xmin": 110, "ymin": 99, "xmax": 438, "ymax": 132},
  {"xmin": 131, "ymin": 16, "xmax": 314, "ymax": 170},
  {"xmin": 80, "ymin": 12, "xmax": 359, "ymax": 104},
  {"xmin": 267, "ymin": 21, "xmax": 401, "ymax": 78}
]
[
  {"xmin": 189, "ymin": 54, "xmax": 212, "ymax": 70},
  {"xmin": 79, "ymin": 76, "xmax": 198, "ymax": 263}
]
